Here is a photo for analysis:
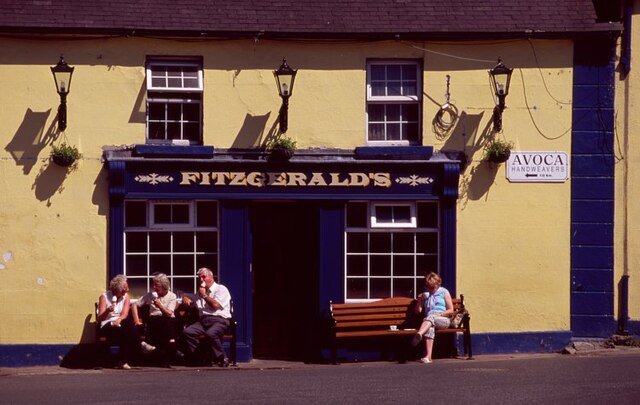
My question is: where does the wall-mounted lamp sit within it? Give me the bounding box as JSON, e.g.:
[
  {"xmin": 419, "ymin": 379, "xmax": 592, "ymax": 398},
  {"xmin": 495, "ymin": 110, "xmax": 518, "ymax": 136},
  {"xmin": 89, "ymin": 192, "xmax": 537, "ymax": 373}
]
[
  {"xmin": 273, "ymin": 58, "xmax": 297, "ymax": 133},
  {"xmin": 51, "ymin": 55, "xmax": 74, "ymax": 131},
  {"xmin": 488, "ymin": 58, "xmax": 513, "ymax": 132}
]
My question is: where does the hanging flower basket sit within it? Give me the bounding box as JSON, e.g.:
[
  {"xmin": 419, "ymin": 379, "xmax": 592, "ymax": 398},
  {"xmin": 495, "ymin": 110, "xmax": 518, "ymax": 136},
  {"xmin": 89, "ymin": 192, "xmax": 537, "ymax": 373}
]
[
  {"xmin": 267, "ymin": 136, "xmax": 296, "ymax": 162},
  {"xmin": 51, "ymin": 142, "xmax": 81, "ymax": 168},
  {"xmin": 484, "ymin": 140, "xmax": 513, "ymax": 164}
]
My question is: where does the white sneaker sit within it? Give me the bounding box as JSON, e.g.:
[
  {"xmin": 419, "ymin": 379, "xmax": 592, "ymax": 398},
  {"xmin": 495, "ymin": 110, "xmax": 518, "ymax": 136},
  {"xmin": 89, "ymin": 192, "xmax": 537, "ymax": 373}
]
[
  {"xmin": 420, "ymin": 357, "xmax": 432, "ymax": 364},
  {"xmin": 118, "ymin": 362, "xmax": 132, "ymax": 370},
  {"xmin": 140, "ymin": 341, "xmax": 156, "ymax": 354}
]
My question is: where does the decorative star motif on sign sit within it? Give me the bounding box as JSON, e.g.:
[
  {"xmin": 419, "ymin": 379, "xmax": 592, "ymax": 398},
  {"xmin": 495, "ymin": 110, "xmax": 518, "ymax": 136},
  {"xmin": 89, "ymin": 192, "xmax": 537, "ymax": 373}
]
[
  {"xmin": 395, "ymin": 175, "xmax": 433, "ymax": 187},
  {"xmin": 135, "ymin": 173, "xmax": 174, "ymax": 185}
]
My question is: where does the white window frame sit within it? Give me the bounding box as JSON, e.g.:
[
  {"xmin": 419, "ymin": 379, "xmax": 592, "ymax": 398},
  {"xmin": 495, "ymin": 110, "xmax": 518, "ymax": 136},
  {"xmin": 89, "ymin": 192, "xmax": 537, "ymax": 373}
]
[
  {"xmin": 149, "ymin": 201, "xmax": 194, "ymax": 229},
  {"xmin": 146, "ymin": 61, "xmax": 203, "ymax": 92},
  {"xmin": 145, "ymin": 58, "xmax": 203, "ymax": 145},
  {"xmin": 366, "ymin": 60, "xmax": 421, "ymax": 146},
  {"xmin": 370, "ymin": 202, "xmax": 417, "ymax": 228}
]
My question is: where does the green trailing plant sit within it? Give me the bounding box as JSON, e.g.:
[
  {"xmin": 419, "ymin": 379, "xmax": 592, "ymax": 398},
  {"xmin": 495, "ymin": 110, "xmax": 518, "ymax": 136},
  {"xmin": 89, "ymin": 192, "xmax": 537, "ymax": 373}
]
[
  {"xmin": 266, "ymin": 136, "xmax": 297, "ymax": 161},
  {"xmin": 484, "ymin": 139, "xmax": 513, "ymax": 163},
  {"xmin": 51, "ymin": 142, "xmax": 81, "ymax": 167}
]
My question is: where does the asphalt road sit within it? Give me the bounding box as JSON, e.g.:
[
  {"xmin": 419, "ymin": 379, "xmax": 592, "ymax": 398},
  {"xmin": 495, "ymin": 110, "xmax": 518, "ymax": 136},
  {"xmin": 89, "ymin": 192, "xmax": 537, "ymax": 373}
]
[{"xmin": 1, "ymin": 352, "xmax": 640, "ymax": 404}]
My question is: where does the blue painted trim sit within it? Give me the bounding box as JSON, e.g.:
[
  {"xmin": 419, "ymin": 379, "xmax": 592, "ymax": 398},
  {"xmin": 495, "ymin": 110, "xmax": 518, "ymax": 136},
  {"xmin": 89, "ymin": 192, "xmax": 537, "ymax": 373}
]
[
  {"xmin": 133, "ymin": 144, "xmax": 215, "ymax": 158},
  {"xmin": 108, "ymin": 161, "xmax": 126, "ymax": 280},
  {"xmin": 470, "ymin": 331, "xmax": 573, "ymax": 354},
  {"xmin": 354, "ymin": 146, "xmax": 433, "ymax": 160},
  {"xmin": 220, "ymin": 201, "xmax": 251, "ymax": 359},
  {"xmin": 571, "ymin": 38, "xmax": 616, "ymax": 338},
  {"xmin": 0, "ymin": 344, "xmax": 73, "ymax": 367}
]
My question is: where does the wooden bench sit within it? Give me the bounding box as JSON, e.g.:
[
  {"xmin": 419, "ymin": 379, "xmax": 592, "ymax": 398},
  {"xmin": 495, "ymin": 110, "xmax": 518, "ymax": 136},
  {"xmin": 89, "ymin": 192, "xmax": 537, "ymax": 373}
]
[{"xmin": 329, "ymin": 295, "xmax": 472, "ymax": 364}]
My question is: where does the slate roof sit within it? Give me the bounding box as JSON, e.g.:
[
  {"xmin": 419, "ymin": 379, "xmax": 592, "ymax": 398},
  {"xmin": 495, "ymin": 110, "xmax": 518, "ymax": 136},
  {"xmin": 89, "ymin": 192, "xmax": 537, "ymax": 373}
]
[{"xmin": 0, "ymin": 0, "xmax": 621, "ymax": 39}]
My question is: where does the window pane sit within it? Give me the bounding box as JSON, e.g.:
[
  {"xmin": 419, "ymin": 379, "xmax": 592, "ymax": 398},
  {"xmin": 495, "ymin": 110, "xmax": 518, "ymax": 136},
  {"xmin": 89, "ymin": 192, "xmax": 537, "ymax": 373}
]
[
  {"xmin": 387, "ymin": 65, "xmax": 401, "ymax": 80},
  {"xmin": 403, "ymin": 104, "xmax": 419, "ymax": 122},
  {"xmin": 371, "ymin": 65, "xmax": 385, "ymax": 81},
  {"xmin": 371, "ymin": 82, "xmax": 386, "ymax": 97},
  {"xmin": 387, "ymin": 123, "xmax": 401, "ymax": 140},
  {"xmin": 393, "ymin": 206, "xmax": 412, "ymax": 223},
  {"xmin": 388, "ymin": 81, "xmax": 402, "ymax": 96},
  {"xmin": 173, "ymin": 277, "xmax": 194, "ymax": 296},
  {"xmin": 150, "ymin": 254, "xmax": 171, "ymax": 275},
  {"xmin": 416, "ymin": 233, "xmax": 438, "ymax": 254},
  {"xmin": 196, "ymin": 254, "xmax": 218, "ymax": 273},
  {"xmin": 151, "ymin": 77, "xmax": 166, "ymax": 88},
  {"xmin": 393, "ymin": 255, "xmax": 414, "ymax": 277},
  {"xmin": 128, "ymin": 278, "xmax": 148, "ymax": 299},
  {"xmin": 172, "ymin": 205, "xmax": 190, "ymax": 224},
  {"xmin": 196, "ymin": 201, "xmax": 218, "ymax": 227},
  {"xmin": 183, "ymin": 103, "xmax": 200, "ymax": 121},
  {"xmin": 347, "ymin": 233, "xmax": 368, "ymax": 253},
  {"xmin": 393, "ymin": 278, "xmax": 415, "ymax": 297},
  {"xmin": 370, "ymin": 278, "xmax": 390, "ymax": 299},
  {"xmin": 347, "ymin": 278, "xmax": 368, "ymax": 300},
  {"xmin": 149, "ymin": 232, "xmax": 170, "ymax": 252},
  {"xmin": 125, "ymin": 201, "xmax": 147, "ymax": 227},
  {"xmin": 376, "ymin": 206, "xmax": 393, "ymax": 223},
  {"xmin": 196, "ymin": 231, "xmax": 217, "ymax": 253},
  {"xmin": 370, "ymin": 233, "xmax": 391, "ymax": 253},
  {"xmin": 368, "ymin": 123, "xmax": 385, "ymax": 141},
  {"xmin": 393, "ymin": 233, "xmax": 414, "ymax": 253},
  {"xmin": 148, "ymin": 103, "xmax": 165, "ymax": 119},
  {"xmin": 126, "ymin": 232, "xmax": 147, "ymax": 253},
  {"xmin": 167, "ymin": 103, "xmax": 181, "ymax": 121},
  {"xmin": 417, "ymin": 202, "xmax": 438, "ymax": 228},
  {"xmin": 386, "ymin": 104, "xmax": 400, "ymax": 121},
  {"xmin": 370, "ymin": 255, "xmax": 391, "ymax": 276},
  {"xmin": 402, "ymin": 65, "xmax": 417, "ymax": 81},
  {"xmin": 173, "ymin": 255, "xmax": 195, "ymax": 275},
  {"xmin": 183, "ymin": 77, "xmax": 199, "ymax": 88},
  {"xmin": 402, "ymin": 123, "xmax": 419, "ymax": 142},
  {"xmin": 403, "ymin": 81, "xmax": 417, "ymax": 97},
  {"xmin": 126, "ymin": 255, "xmax": 147, "ymax": 276},
  {"xmin": 148, "ymin": 122, "xmax": 165, "ymax": 140},
  {"xmin": 154, "ymin": 205, "xmax": 171, "ymax": 224},
  {"xmin": 346, "ymin": 202, "xmax": 368, "ymax": 228},
  {"xmin": 347, "ymin": 255, "xmax": 368, "ymax": 276},
  {"xmin": 167, "ymin": 122, "xmax": 181, "ymax": 140},
  {"xmin": 183, "ymin": 123, "xmax": 200, "ymax": 142},
  {"xmin": 368, "ymin": 104, "xmax": 385, "ymax": 122},
  {"xmin": 173, "ymin": 232, "xmax": 194, "ymax": 252},
  {"xmin": 417, "ymin": 254, "xmax": 438, "ymax": 274}
]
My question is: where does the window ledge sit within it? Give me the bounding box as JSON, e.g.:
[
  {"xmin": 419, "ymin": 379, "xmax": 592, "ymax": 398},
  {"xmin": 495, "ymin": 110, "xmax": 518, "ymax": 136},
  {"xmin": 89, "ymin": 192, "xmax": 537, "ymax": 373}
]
[
  {"xmin": 354, "ymin": 146, "xmax": 433, "ymax": 160},
  {"xmin": 133, "ymin": 144, "xmax": 214, "ymax": 158}
]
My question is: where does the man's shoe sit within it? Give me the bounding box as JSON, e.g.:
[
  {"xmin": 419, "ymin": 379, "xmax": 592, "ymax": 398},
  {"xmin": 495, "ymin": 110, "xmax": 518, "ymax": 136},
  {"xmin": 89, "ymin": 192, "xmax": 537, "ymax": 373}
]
[
  {"xmin": 218, "ymin": 357, "xmax": 230, "ymax": 368},
  {"xmin": 140, "ymin": 341, "xmax": 156, "ymax": 354}
]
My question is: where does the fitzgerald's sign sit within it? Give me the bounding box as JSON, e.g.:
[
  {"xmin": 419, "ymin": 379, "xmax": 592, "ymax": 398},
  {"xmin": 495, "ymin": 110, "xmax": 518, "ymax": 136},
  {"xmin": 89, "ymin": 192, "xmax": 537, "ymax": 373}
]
[{"xmin": 130, "ymin": 168, "xmax": 437, "ymax": 196}]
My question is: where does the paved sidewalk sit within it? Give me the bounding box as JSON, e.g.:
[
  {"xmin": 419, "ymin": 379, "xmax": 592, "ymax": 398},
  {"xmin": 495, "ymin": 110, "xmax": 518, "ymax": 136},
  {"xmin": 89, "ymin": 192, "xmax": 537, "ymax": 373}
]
[{"xmin": 2, "ymin": 342, "xmax": 639, "ymax": 377}]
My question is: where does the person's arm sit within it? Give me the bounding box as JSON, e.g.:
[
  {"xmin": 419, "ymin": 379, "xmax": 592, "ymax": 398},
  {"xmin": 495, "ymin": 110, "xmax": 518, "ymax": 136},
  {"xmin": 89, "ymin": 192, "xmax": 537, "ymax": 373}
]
[
  {"xmin": 96, "ymin": 294, "xmax": 112, "ymax": 322},
  {"xmin": 438, "ymin": 291, "xmax": 454, "ymax": 317},
  {"xmin": 414, "ymin": 293, "xmax": 424, "ymax": 314},
  {"xmin": 112, "ymin": 294, "xmax": 130, "ymax": 326}
]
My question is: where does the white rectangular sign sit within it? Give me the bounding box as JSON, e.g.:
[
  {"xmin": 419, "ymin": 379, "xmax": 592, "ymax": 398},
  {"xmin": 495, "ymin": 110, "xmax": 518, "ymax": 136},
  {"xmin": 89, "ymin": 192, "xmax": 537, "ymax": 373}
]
[{"xmin": 506, "ymin": 151, "xmax": 569, "ymax": 183}]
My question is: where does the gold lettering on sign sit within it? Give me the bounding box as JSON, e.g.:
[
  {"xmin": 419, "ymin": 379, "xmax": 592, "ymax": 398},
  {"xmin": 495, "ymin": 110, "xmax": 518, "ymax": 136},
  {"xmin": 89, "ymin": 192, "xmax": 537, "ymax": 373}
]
[{"xmin": 179, "ymin": 171, "xmax": 403, "ymax": 188}]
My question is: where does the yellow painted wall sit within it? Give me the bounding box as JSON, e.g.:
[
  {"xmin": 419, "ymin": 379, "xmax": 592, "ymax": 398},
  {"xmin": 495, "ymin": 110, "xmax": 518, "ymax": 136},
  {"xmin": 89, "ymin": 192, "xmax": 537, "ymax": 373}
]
[
  {"xmin": 614, "ymin": 2, "xmax": 640, "ymax": 326},
  {"xmin": 0, "ymin": 36, "xmax": 572, "ymax": 344}
]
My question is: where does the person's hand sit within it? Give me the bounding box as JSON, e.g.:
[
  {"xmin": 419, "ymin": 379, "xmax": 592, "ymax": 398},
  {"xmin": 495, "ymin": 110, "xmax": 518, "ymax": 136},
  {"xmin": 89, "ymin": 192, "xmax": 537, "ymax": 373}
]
[
  {"xmin": 134, "ymin": 319, "xmax": 143, "ymax": 326},
  {"xmin": 182, "ymin": 296, "xmax": 192, "ymax": 306},
  {"xmin": 198, "ymin": 286, "xmax": 208, "ymax": 298},
  {"xmin": 112, "ymin": 318, "xmax": 122, "ymax": 327}
]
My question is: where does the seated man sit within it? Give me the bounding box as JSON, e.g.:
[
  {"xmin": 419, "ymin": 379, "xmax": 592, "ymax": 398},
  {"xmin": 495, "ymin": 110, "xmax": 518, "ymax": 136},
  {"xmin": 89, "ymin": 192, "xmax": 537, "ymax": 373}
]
[
  {"xmin": 177, "ymin": 267, "xmax": 232, "ymax": 367},
  {"xmin": 131, "ymin": 272, "xmax": 177, "ymax": 366}
]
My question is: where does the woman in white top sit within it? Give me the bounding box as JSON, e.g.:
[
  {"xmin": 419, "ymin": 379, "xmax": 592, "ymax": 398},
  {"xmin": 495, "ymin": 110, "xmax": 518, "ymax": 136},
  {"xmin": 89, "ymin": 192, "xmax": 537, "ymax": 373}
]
[{"xmin": 97, "ymin": 274, "xmax": 136, "ymax": 369}]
